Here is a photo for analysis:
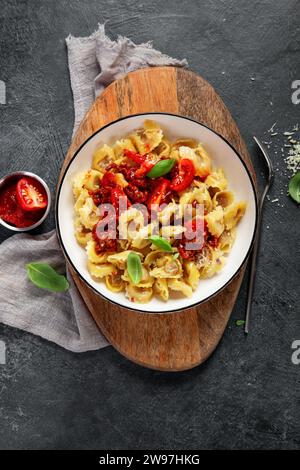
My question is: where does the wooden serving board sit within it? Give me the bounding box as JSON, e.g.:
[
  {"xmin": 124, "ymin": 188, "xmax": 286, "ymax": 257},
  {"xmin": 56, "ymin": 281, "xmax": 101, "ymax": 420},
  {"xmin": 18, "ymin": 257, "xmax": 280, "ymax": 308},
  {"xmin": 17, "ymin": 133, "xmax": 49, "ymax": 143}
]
[{"xmin": 60, "ymin": 67, "xmax": 256, "ymax": 371}]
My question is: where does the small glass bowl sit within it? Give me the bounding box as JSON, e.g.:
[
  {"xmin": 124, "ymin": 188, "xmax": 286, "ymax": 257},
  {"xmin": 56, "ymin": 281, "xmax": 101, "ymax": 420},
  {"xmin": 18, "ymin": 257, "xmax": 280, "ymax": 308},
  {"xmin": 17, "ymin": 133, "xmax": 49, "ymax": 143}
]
[{"xmin": 0, "ymin": 171, "xmax": 51, "ymax": 232}]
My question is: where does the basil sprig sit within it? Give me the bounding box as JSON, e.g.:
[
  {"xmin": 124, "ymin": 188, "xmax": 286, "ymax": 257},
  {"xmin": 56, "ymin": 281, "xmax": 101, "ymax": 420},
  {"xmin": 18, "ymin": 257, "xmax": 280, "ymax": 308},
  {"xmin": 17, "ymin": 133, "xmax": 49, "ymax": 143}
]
[
  {"xmin": 147, "ymin": 159, "xmax": 175, "ymax": 178},
  {"xmin": 127, "ymin": 252, "xmax": 142, "ymax": 284},
  {"xmin": 149, "ymin": 235, "xmax": 173, "ymax": 252},
  {"xmin": 26, "ymin": 263, "xmax": 69, "ymax": 292},
  {"xmin": 288, "ymin": 171, "xmax": 300, "ymax": 203}
]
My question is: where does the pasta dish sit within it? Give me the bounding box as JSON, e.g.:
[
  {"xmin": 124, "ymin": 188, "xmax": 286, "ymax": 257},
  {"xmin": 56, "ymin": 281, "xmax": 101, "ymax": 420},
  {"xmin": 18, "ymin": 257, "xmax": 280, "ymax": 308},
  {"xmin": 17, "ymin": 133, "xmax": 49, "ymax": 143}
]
[{"xmin": 72, "ymin": 120, "xmax": 246, "ymax": 303}]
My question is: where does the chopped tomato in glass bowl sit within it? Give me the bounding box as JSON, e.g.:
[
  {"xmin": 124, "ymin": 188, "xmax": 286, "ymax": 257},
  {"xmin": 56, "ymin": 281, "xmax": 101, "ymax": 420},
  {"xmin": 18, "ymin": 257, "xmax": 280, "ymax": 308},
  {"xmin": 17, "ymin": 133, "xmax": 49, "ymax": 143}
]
[{"xmin": 0, "ymin": 172, "xmax": 51, "ymax": 232}]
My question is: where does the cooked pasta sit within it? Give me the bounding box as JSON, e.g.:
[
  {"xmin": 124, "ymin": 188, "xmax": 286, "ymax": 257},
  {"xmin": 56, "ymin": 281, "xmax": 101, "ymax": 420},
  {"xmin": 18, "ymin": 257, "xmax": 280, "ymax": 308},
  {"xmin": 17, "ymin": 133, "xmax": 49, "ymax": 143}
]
[{"xmin": 72, "ymin": 120, "xmax": 246, "ymax": 303}]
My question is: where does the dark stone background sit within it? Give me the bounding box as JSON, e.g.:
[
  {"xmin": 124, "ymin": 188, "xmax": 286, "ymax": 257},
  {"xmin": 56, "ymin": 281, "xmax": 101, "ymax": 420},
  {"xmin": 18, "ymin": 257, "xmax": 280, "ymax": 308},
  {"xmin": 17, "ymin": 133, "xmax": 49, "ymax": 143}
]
[{"xmin": 0, "ymin": 0, "xmax": 299, "ymax": 450}]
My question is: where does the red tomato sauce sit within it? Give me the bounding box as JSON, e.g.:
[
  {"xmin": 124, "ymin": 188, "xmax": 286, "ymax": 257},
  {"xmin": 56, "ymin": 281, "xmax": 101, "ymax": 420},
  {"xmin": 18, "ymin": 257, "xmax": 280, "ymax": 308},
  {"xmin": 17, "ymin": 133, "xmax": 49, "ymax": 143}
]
[{"xmin": 0, "ymin": 179, "xmax": 46, "ymax": 228}]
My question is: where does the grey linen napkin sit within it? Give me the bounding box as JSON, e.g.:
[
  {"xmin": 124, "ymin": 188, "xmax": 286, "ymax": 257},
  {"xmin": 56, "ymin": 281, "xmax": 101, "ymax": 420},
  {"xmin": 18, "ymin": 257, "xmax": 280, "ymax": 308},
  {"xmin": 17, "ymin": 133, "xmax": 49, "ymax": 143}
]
[
  {"xmin": 0, "ymin": 24, "xmax": 187, "ymax": 352},
  {"xmin": 67, "ymin": 24, "xmax": 187, "ymax": 134}
]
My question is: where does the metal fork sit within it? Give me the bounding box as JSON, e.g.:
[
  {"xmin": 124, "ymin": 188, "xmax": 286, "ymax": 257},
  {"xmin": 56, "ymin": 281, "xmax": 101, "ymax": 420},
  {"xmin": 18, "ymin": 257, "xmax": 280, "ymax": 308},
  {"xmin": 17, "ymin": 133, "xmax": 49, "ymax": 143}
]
[{"xmin": 244, "ymin": 136, "xmax": 274, "ymax": 334}]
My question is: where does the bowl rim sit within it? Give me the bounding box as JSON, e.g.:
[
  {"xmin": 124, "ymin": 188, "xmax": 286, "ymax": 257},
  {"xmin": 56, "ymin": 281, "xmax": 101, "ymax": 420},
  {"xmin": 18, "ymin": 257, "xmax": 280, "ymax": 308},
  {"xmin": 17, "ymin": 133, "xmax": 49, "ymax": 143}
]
[
  {"xmin": 56, "ymin": 112, "xmax": 258, "ymax": 313},
  {"xmin": 0, "ymin": 171, "xmax": 51, "ymax": 232}
]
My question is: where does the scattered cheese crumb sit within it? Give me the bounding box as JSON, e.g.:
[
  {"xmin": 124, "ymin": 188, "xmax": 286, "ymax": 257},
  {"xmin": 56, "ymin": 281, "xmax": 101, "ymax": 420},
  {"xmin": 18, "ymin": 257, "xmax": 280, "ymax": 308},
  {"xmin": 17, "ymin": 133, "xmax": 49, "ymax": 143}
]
[
  {"xmin": 268, "ymin": 122, "xmax": 277, "ymax": 133},
  {"xmin": 271, "ymin": 198, "xmax": 279, "ymax": 203}
]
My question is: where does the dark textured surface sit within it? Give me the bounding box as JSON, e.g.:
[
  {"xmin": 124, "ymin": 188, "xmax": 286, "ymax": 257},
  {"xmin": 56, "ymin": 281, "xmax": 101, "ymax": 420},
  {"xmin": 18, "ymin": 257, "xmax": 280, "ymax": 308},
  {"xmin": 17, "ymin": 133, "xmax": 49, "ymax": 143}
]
[{"xmin": 0, "ymin": 0, "xmax": 299, "ymax": 450}]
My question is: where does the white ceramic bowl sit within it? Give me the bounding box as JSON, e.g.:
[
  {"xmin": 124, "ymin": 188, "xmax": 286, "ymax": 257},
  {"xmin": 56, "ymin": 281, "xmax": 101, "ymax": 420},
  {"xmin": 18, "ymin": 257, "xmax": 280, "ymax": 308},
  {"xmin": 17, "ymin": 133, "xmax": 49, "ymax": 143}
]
[{"xmin": 56, "ymin": 113, "xmax": 257, "ymax": 313}]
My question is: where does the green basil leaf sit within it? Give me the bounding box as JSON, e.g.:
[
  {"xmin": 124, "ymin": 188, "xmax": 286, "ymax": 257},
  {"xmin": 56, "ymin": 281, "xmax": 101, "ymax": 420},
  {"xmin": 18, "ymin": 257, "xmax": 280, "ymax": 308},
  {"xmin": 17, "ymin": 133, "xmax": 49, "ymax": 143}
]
[
  {"xmin": 235, "ymin": 319, "xmax": 245, "ymax": 326},
  {"xmin": 149, "ymin": 235, "xmax": 173, "ymax": 252},
  {"xmin": 26, "ymin": 263, "xmax": 69, "ymax": 292},
  {"xmin": 288, "ymin": 171, "xmax": 300, "ymax": 203},
  {"xmin": 147, "ymin": 159, "xmax": 175, "ymax": 178},
  {"xmin": 127, "ymin": 252, "xmax": 142, "ymax": 285}
]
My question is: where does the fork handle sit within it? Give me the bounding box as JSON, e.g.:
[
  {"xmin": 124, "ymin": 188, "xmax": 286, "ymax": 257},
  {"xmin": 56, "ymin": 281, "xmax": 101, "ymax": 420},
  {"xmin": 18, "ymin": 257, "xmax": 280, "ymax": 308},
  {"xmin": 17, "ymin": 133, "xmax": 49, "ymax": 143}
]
[{"xmin": 244, "ymin": 208, "xmax": 262, "ymax": 334}]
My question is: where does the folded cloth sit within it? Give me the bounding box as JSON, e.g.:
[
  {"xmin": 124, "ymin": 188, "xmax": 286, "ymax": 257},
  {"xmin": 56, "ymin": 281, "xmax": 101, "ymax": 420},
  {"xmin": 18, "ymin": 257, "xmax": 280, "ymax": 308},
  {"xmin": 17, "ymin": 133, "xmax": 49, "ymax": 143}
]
[
  {"xmin": 0, "ymin": 231, "xmax": 107, "ymax": 352},
  {"xmin": 0, "ymin": 24, "xmax": 187, "ymax": 352},
  {"xmin": 66, "ymin": 24, "xmax": 187, "ymax": 134}
]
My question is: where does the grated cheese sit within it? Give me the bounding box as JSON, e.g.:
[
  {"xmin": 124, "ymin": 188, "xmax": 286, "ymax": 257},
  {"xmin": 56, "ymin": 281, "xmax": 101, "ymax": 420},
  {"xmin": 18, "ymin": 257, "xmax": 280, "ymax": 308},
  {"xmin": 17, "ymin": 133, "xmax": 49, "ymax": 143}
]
[
  {"xmin": 268, "ymin": 122, "xmax": 277, "ymax": 133},
  {"xmin": 284, "ymin": 141, "xmax": 300, "ymax": 175},
  {"xmin": 264, "ymin": 122, "xmax": 300, "ymax": 205}
]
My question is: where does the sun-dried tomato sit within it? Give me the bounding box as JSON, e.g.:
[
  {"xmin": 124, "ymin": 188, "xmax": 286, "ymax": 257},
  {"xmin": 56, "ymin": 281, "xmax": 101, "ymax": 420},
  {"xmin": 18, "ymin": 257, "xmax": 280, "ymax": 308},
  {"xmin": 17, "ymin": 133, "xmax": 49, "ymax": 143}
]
[
  {"xmin": 111, "ymin": 185, "xmax": 131, "ymax": 217},
  {"xmin": 89, "ymin": 171, "xmax": 119, "ymax": 206},
  {"xmin": 176, "ymin": 218, "xmax": 207, "ymax": 260},
  {"xmin": 123, "ymin": 149, "xmax": 158, "ymax": 178},
  {"xmin": 135, "ymin": 159, "xmax": 155, "ymax": 177},
  {"xmin": 124, "ymin": 149, "xmax": 145, "ymax": 163},
  {"xmin": 169, "ymin": 159, "xmax": 195, "ymax": 192},
  {"xmin": 107, "ymin": 163, "xmax": 148, "ymax": 189},
  {"xmin": 177, "ymin": 243, "xmax": 196, "ymax": 260},
  {"xmin": 124, "ymin": 183, "xmax": 148, "ymax": 204},
  {"xmin": 101, "ymin": 171, "xmax": 117, "ymax": 188},
  {"xmin": 94, "ymin": 238, "xmax": 117, "ymax": 254},
  {"xmin": 89, "ymin": 187, "xmax": 111, "ymax": 206},
  {"xmin": 147, "ymin": 178, "xmax": 170, "ymax": 210},
  {"xmin": 207, "ymin": 234, "xmax": 219, "ymax": 248},
  {"xmin": 92, "ymin": 220, "xmax": 117, "ymax": 253}
]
